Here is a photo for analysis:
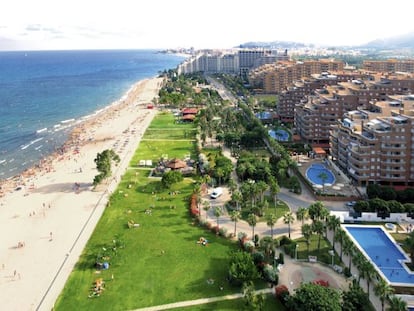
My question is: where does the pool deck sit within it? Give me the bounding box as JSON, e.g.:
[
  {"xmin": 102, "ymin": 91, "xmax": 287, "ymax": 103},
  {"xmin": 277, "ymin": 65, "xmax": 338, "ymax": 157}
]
[{"xmin": 294, "ymin": 156, "xmax": 360, "ymax": 199}]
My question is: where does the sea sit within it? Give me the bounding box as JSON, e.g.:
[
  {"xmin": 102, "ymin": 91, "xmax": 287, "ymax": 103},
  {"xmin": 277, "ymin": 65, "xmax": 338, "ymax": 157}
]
[{"xmin": 0, "ymin": 49, "xmax": 186, "ymax": 180}]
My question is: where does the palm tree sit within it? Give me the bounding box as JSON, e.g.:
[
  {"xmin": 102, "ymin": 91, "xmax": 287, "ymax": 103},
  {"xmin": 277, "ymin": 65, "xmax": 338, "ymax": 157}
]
[
  {"xmin": 326, "ymin": 215, "xmax": 341, "ymax": 250},
  {"xmin": 296, "ymin": 207, "xmax": 308, "ymax": 225},
  {"xmin": 387, "ymin": 295, "xmax": 407, "ymax": 311},
  {"xmin": 374, "ymin": 278, "xmax": 394, "ymax": 311},
  {"xmin": 247, "ymin": 213, "xmax": 257, "ymax": 240},
  {"xmin": 312, "ymin": 220, "xmax": 324, "ymax": 254},
  {"xmin": 283, "ymin": 212, "xmax": 295, "ymax": 239},
  {"xmin": 269, "ymin": 176, "xmax": 280, "ymax": 207},
  {"xmin": 202, "ymin": 200, "xmax": 210, "ymax": 220},
  {"xmin": 266, "ymin": 213, "xmax": 277, "ymax": 239},
  {"xmin": 259, "ymin": 236, "xmax": 278, "ymax": 263},
  {"xmin": 318, "ymin": 172, "xmax": 328, "ymax": 192},
  {"xmin": 301, "ymin": 224, "xmax": 312, "ymax": 255},
  {"xmin": 308, "ymin": 201, "xmax": 328, "ymax": 222},
  {"xmin": 334, "ymin": 229, "xmax": 346, "ymax": 261},
  {"xmin": 343, "ymin": 238, "xmax": 355, "ymax": 272},
  {"xmin": 362, "ymin": 260, "xmax": 376, "ymax": 296},
  {"xmin": 231, "ymin": 190, "xmax": 242, "ymax": 211},
  {"xmin": 230, "ymin": 210, "xmax": 241, "ymax": 237},
  {"xmin": 214, "ymin": 206, "xmax": 223, "ymax": 229},
  {"xmin": 256, "ymin": 180, "xmax": 268, "ymax": 203}
]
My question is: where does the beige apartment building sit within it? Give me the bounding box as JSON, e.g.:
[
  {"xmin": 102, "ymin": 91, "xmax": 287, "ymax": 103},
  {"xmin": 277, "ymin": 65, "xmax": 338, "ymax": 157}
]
[
  {"xmin": 330, "ymin": 95, "xmax": 414, "ymax": 187},
  {"xmin": 249, "ymin": 59, "xmax": 344, "ymax": 94},
  {"xmin": 278, "ymin": 72, "xmax": 366, "ymax": 122},
  {"xmin": 295, "ymin": 73, "xmax": 414, "ymax": 144},
  {"xmin": 363, "ymin": 59, "xmax": 414, "ymax": 73}
]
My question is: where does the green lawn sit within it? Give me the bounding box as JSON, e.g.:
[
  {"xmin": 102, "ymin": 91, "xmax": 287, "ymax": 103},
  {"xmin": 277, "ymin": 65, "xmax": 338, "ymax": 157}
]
[
  {"xmin": 54, "ymin": 113, "xmax": 242, "ymax": 310},
  {"xmin": 295, "ymin": 235, "xmax": 340, "ymax": 265}
]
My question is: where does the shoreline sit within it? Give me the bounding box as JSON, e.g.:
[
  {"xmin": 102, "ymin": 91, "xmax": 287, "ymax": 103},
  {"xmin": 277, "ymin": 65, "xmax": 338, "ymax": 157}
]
[
  {"xmin": 0, "ymin": 76, "xmax": 163, "ymax": 310},
  {"xmin": 0, "ymin": 76, "xmax": 159, "ymax": 196}
]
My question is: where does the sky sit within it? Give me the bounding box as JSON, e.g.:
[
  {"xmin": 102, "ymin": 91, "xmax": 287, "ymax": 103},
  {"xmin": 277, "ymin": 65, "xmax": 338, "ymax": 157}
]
[{"xmin": 1, "ymin": 0, "xmax": 414, "ymax": 51}]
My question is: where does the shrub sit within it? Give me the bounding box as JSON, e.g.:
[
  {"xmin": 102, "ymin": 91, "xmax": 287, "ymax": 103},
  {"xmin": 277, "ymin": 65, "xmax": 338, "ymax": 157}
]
[
  {"xmin": 279, "ymin": 235, "xmax": 292, "ymax": 246},
  {"xmin": 278, "ymin": 253, "xmax": 284, "ymax": 265},
  {"xmin": 275, "ymin": 284, "xmax": 289, "ymax": 298}
]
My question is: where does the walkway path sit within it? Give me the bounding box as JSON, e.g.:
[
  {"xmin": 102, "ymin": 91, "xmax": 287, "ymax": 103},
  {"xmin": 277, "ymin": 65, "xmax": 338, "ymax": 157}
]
[{"xmin": 130, "ymin": 288, "xmax": 274, "ymax": 311}]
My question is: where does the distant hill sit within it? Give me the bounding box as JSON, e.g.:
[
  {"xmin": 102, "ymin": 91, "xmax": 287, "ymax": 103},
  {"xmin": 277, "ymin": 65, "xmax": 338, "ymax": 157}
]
[
  {"xmin": 238, "ymin": 41, "xmax": 310, "ymax": 49},
  {"xmin": 361, "ymin": 32, "xmax": 414, "ymax": 49}
]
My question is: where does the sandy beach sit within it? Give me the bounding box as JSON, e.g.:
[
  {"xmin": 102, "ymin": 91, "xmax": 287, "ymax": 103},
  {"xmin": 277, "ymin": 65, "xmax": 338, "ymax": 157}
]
[{"xmin": 0, "ymin": 77, "xmax": 163, "ymax": 311}]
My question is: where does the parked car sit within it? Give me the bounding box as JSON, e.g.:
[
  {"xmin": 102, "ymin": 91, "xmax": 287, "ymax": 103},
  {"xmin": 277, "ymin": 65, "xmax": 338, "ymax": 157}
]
[{"xmin": 210, "ymin": 187, "xmax": 223, "ymax": 199}]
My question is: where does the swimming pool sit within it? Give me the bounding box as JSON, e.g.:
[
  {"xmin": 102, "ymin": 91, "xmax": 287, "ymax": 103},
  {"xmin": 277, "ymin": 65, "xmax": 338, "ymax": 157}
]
[
  {"xmin": 305, "ymin": 163, "xmax": 335, "ymax": 185},
  {"xmin": 268, "ymin": 129, "xmax": 289, "ymax": 142},
  {"xmin": 343, "ymin": 225, "xmax": 414, "ymax": 286}
]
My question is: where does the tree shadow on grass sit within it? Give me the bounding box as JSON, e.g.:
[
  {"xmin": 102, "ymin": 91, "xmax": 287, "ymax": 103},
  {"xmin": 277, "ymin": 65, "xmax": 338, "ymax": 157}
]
[{"xmin": 185, "ymin": 256, "xmax": 240, "ymax": 298}]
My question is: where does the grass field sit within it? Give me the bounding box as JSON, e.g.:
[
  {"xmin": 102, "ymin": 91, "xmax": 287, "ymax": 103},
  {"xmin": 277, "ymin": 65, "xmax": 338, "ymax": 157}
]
[{"xmin": 54, "ymin": 112, "xmax": 261, "ymax": 311}]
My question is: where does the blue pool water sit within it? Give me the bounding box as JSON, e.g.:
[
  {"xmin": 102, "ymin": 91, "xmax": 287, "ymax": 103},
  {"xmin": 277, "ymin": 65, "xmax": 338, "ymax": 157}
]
[
  {"xmin": 268, "ymin": 129, "xmax": 289, "ymax": 142},
  {"xmin": 344, "ymin": 225, "xmax": 414, "ymax": 285},
  {"xmin": 305, "ymin": 163, "xmax": 335, "ymax": 185}
]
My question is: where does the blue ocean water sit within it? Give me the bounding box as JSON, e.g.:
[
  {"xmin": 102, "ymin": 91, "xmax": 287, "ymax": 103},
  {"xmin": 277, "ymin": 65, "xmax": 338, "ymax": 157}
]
[{"xmin": 0, "ymin": 49, "xmax": 185, "ymax": 180}]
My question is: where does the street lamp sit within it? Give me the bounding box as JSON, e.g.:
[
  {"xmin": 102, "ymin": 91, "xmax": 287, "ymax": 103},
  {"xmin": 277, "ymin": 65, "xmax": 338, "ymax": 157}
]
[{"xmin": 329, "ymin": 250, "xmax": 335, "ymax": 266}]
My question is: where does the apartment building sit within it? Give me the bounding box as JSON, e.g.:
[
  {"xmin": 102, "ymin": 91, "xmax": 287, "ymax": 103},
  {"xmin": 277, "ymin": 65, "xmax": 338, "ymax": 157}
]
[
  {"xmin": 330, "ymin": 95, "xmax": 414, "ymax": 187},
  {"xmin": 277, "ymin": 72, "xmax": 362, "ymax": 122},
  {"xmin": 177, "ymin": 49, "xmax": 287, "ymax": 77},
  {"xmin": 294, "ymin": 73, "xmax": 414, "ymax": 144},
  {"xmin": 249, "ymin": 59, "xmax": 345, "ymax": 94},
  {"xmin": 177, "ymin": 51, "xmax": 239, "ymax": 75},
  {"xmin": 363, "ymin": 59, "xmax": 414, "ymax": 73}
]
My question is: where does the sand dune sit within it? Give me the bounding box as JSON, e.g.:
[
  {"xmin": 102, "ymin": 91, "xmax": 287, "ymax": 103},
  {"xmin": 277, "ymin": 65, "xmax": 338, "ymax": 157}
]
[{"xmin": 0, "ymin": 77, "xmax": 163, "ymax": 311}]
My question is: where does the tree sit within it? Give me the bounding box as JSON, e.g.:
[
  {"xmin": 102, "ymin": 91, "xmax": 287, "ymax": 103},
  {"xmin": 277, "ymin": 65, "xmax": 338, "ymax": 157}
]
[
  {"xmin": 308, "ymin": 201, "xmax": 328, "ymax": 222},
  {"xmin": 202, "ymin": 200, "xmax": 210, "ymax": 220},
  {"xmin": 231, "ymin": 190, "xmax": 242, "ymax": 211},
  {"xmin": 259, "ymin": 236, "xmax": 278, "ymax": 263},
  {"xmin": 318, "ymin": 172, "xmax": 328, "ymax": 192},
  {"xmin": 266, "ymin": 213, "xmax": 277, "ymax": 239},
  {"xmin": 161, "ymin": 170, "xmax": 183, "ymax": 188},
  {"xmin": 93, "ymin": 149, "xmax": 120, "ymax": 185},
  {"xmin": 342, "ymin": 280, "xmax": 371, "ymax": 311},
  {"xmin": 334, "ymin": 229, "xmax": 346, "ymax": 261},
  {"xmin": 326, "ymin": 215, "xmax": 341, "ymax": 250},
  {"xmin": 387, "ymin": 295, "xmax": 408, "ymax": 311},
  {"xmin": 343, "ymin": 237, "xmax": 355, "ymax": 272},
  {"xmin": 404, "ymin": 231, "xmax": 414, "ymax": 263},
  {"xmin": 269, "ymin": 176, "xmax": 280, "ymax": 207},
  {"xmin": 287, "ymin": 282, "xmax": 341, "ymax": 311},
  {"xmin": 214, "ymin": 206, "xmax": 223, "ymax": 229},
  {"xmin": 296, "ymin": 207, "xmax": 308, "ymax": 225},
  {"xmin": 247, "ymin": 213, "xmax": 257, "ymax": 240},
  {"xmin": 242, "ymin": 281, "xmax": 265, "ymax": 311},
  {"xmin": 230, "ymin": 210, "xmax": 241, "ymax": 237},
  {"xmin": 301, "ymin": 224, "xmax": 312, "ymax": 255},
  {"xmin": 283, "ymin": 211, "xmax": 295, "ymax": 239},
  {"xmin": 361, "ymin": 260, "xmax": 376, "ymax": 296},
  {"xmin": 312, "ymin": 220, "xmax": 324, "ymax": 254},
  {"xmin": 228, "ymin": 251, "xmax": 259, "ymax": 285},
  {"xmin": 374, "ymin": 278, "xmax": 394, "ymax": 311}
]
